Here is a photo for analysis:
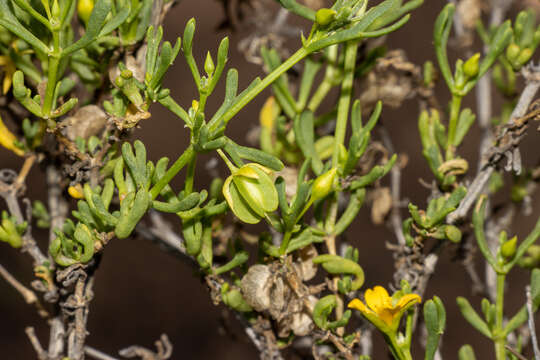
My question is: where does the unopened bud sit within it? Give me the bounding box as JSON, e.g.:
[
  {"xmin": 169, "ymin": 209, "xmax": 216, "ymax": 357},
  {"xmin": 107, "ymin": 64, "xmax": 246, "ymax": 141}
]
[
  {"xmin": 444, "ymin": 225, "xmax": 462, "ymax": 243},
  {"xmin": 204, "ymin": 52, "xmax": 215, "ymax": 76},
  {"xmin": 463, "ymin": 53, "xmax": 480, "ymax": 78},
  {"xmin": 517, "ymin": 48, "xmax": 533, "ymax": 66},
  {"xmin": 501, "ymin": 236, "xmax": 517, "ymax": 260},
  {"xmin": 506, "ymin": 43, "xmax": 520, "ymax": 62},
  {"xmin": 312, "ymin": 168, "xmax": 337, "ymax": 201},
  {"xmin": 315, "ymin": 8, "xmax": 337, "ymax": 26},
  {"xmin": 77, "ymin": 0, "xmax": 94, "ymax": 25}
]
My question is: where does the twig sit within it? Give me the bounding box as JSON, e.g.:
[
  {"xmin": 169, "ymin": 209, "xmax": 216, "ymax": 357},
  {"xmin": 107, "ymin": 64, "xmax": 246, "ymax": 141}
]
[
  {"xmin": 46, "ymin": 165, "xmax": 68, "ymax": 247},
  {"xmin": 447, "ymin": 65, "xmax": 540, "ymax": 224},
  {"xmin": 119, "ymin": 334, "xmax": 173, "ymax": 360},
  {"xmin": 0, "ymin": 263, "xmax": 49, "ymax": 318},
  {"xmin": 25, "ymin": 326, "xmax": 48, "ymax": 360},
  {"xmin": 47, "ymin": 316, "xmax": 65, "ymax": 359},
  {"xmin": 379, "ymin": 126, "xmax": 406, "ymax": 246},
  {"xmin": 85, "ymin": 346, "xmax": 121, "ymax": 360},
  {"xmin": 505, "ymin": 345, "xmax": 528, "ymax": 360},
  {"xmin": 0, "ymin": 170, "xmax": 48, "ymax": 266},
  {"xmin": 527, "ymin": 285, "xmax": 540, "ymax": 360}
]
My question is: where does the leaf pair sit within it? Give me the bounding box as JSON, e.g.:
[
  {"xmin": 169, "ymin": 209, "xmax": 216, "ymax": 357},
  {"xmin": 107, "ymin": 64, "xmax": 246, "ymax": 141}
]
[
  {"xmin": 313, "ymin": 254, "xmax": 365, "ymax": 291},
  {"xmin": 404, "ymin": 186, "xmax": 466, "ymax": 245},
  {"xmin": 434, "ymin": 3, "xmax": 512, "ymax": 95},
  {"xmin": 50, "ymin": 222, "xmax": 95, "ymax": 266},
  {"xmin": 313, "ymin": 294, "xmax": 352, "ymax": 330},
  {"xmin": 0, "ymin": 211, "xmax": 26, "ymax": 248}
]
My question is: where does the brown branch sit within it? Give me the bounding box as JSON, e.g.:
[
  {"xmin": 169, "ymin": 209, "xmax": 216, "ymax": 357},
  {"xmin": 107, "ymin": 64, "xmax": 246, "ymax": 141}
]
[
  {"xmin": 379, "ymin": 126, "xmax": 406, "ymax": 246},
  {"xmin": 85, "ymin": 346, "xmax": 121, "ymax": 360},
  {"xmin": 527, "ymin": 285, "xmax": 540, "ymax": 360},
  {"xmin": 25, "ymin": 326, "xmax": 48, "ymax": 360},
  {"xmin": 0, "ymin": 263, "xmax": 49, "ymax": 318},
  {"xmin": 447, "ymin": 66, "xmax": 540, "ymax": 224},
  {"xmin": 119, "ymin": 334, "xmax": 173, "ymax": 360}
]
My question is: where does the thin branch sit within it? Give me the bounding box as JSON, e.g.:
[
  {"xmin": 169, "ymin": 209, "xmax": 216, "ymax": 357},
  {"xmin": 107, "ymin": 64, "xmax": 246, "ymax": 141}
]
[
  {"xmin": 46, "ymin": 165, "xmax": 68, "ymax": 247},
  {"xmin": 379, "ymin": 126, "xmax": 406, "ymax": 246},
  {"xmin": 85, "ymin": 346, "xmax": 121, "ymax": 360},
  {"xmin": 25, "ymin": 326, "xmax": 48, "ymax": 360},
  {"xmin": 119, "ymin": 334, "xmax": 173, "ymax": 360},
  {"xmin": 527, "ymin": 285, "xmax": 540, "ymax": 360},
  {"xmin": 505, "ymin": 345, "xmax": 528, "ymax": 360},
  {"xmin": 447, "ymin": 65, "xmax": 540, "ymax": 224},
  {"xmin": 0, "ymin": 263, "xmax": 49, "ymax": 318}
]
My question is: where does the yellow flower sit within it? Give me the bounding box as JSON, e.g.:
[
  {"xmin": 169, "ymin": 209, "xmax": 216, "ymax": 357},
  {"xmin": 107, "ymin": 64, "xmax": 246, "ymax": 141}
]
[
  {"xmin": 0, "ymin": 55, "xmax": 16, "ymax": 95},
  {"xmin": 68, "ymin": 184, "xmax": 85, "ymax": 199},
  {"xmin": 0, "ymin": 114, "xmax": 24, "ymax": 156},
  {"xmin": 348, "ymin": 286, "xmax": 421, "ymax": 334}
]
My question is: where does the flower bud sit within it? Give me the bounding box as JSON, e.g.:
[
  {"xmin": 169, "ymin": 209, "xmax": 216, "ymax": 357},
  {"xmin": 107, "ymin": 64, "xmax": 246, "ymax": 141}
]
[
  {"xmin": 222, "ymin": 163, "xmax": 278, "ymax": 224},
  {"xmin": 204, "ymin": 51, "xmax": 215, "ymax": 76},
  {"xmin": 500, "ymin": 236, "xmax": 517, "ymax": 260},
  {"xmin": 77, "ymin": 0, "xmax": 94, "ymax": 25},
  {"xmin": 463, "ymin": 53, "xmax": 480, "ymax": 78},
  {"xmin": 506, "ymin": 43, "xmax": 520, "ymax": 62},
  {"xmin": 311, "ymin": 168, "xmax": 337, "ymax": 201},
  {"xmin": 516, "ymin": 48, "xmax": 533, "ymax": 66},
  {"xmin": 444, "ymin": 225, "xmax": 462, "ymax": 243},
  {"xmin": 315, "ymin": 8, "xmax": 337, "ymax": 26},
  {"xmin": 68, "ymin": 184, "xmax": 84, "ymax": 199}
]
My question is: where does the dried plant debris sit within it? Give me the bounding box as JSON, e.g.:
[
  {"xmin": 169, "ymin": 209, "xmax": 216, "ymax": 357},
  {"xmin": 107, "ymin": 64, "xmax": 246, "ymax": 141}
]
[{"xmin": 359, "ymin": 50, "xmax": 423, "ymax": 111}]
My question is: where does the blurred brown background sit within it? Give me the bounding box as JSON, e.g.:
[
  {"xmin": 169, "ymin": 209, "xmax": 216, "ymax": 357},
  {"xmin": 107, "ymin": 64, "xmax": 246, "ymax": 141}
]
[{"xmin": 1, "ymin": 0, "xmax": 539, "ymax": 358}]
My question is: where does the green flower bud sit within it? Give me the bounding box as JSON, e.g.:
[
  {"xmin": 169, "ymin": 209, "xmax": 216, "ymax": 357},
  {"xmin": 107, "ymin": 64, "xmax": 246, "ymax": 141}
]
[
  {"xmin": 519, "ymin": 245, "xmax": 540, "ymax": 268},
  {"xmin": 221, "ymin": 283, "xmax": 252, "ymax": 312},
  {"xmin": 444, "ymin": 225, "xmax": 462, "ymax": 243},
  {"xmin": 77, "ymin": 0, "xmax": 94, "ymax": 25},
  {"xmin": 423, "ymin": 61, "xmax": 435, "ymax": 86},
  {"xmin": 311, "ymin": 168, "xmax": 337, "ymax": 201},
  {"xmin": 511, "ymin": 184, "xmax": 527, "ymax": 202},
  {"xmin": 506, "ymin": 43, "xmax": 520, "ymax": 62},
  {"xmin": 315, "ymin": 8, "xmax": 337, "ymax": 26},
  {"xmin": 222, "ymin": 163, "xmax": 278, "ymax": 224},
  {"xmin": 500, "ymin": 236, "xmax": 517, "ymax": 260},
  {"xmin": 517, "ymin": 48, "xmax": 533, "ymax": 66},
  {"xmin": 121, "ymin": 69, "xmax": 133, "ymax": 79},
  {"xmin": 204, "ymin": 51, "xmax": 215, "ymax": 76},
  {"xmin": 463, "ymin": 53, "xmax": 480, "ymax": 78}
]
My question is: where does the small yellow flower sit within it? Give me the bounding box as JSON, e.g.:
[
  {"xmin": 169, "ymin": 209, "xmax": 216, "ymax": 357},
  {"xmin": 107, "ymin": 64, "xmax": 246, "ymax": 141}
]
[
  {"xmin": 0, "ymin": 55, "xmax": 16, "ymax": 95},
  {"xmin": 68, "ymin": 184, "xmax": 85, "ymax": 199},
  {"xmin": 348, "ymin": 286, "xmax": 421, "ymax": 334},
  {"xmin": 0, "ymin": 114, "xmax": 24, "ymax": 156}
]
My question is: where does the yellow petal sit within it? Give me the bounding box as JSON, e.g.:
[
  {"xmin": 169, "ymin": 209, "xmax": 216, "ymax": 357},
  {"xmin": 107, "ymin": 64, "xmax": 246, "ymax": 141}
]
[
  {"xmin": 68, "ymin": 184, "xmax": 85, "ymax": 199},
  {"xmin": 395, "ymin": 293, "xmax": 422, "ymax": 310},
  {"xmin": 365, "ymin": 286, "xmax": 390, "ymax": 313},
  {"xmin": 0, "ymin": 115, "xmax": 24, "ymax": 156},
  {"xmin": 377, "ymin": 308, "xmax": 397, "ymax": 326},
  {"xmin": 259, "ymin": 96, "xmax": 278, "ymax": 129},
  {"xmin": 348, "ymin": 298, "xmax": 370, "ymax": 314}
]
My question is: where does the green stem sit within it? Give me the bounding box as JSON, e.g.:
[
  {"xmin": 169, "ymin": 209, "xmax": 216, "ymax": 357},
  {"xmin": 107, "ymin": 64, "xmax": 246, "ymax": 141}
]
[
  {"xmin": 307, "ymin": 79, "xmax": 332, "ymax": 113},
  {"xmin": 184, "ymin": 154, "xmax": 197, "ymax": 194},
  {"xmin": 42, "ymin": 31, "xmax": 61, "ymax": 118},
  {"xmin": 307, "ymin": 45, "xmax": 338, "ymax": 113},
  {"xmin": 386, "ymin": 333, "xmax": 413, "ymax": 360},
  {"xmin": 332, "ymin": 41, "xmax": 358, "ymax": 168},
  {"xmin": 216, "ymin": 149, "xmax": 237, "ymax": 172},
  {"xmin": 150, "ymin": 146, "xmax": 195, "ymax": 199},
  {"xmin": 494, "ymin": 273, "xmax": 506, "ymax": 360},
  {"xmin": 445, "ymin": 94, "xmax": 462, "ymax": 160},
  {"xmin": 279, "ymin": 230, "xmax": 292, "ymax": 255},
  {"xmin": 220, "ymin": 47, "xmax": 309, "ymax": 125}
]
